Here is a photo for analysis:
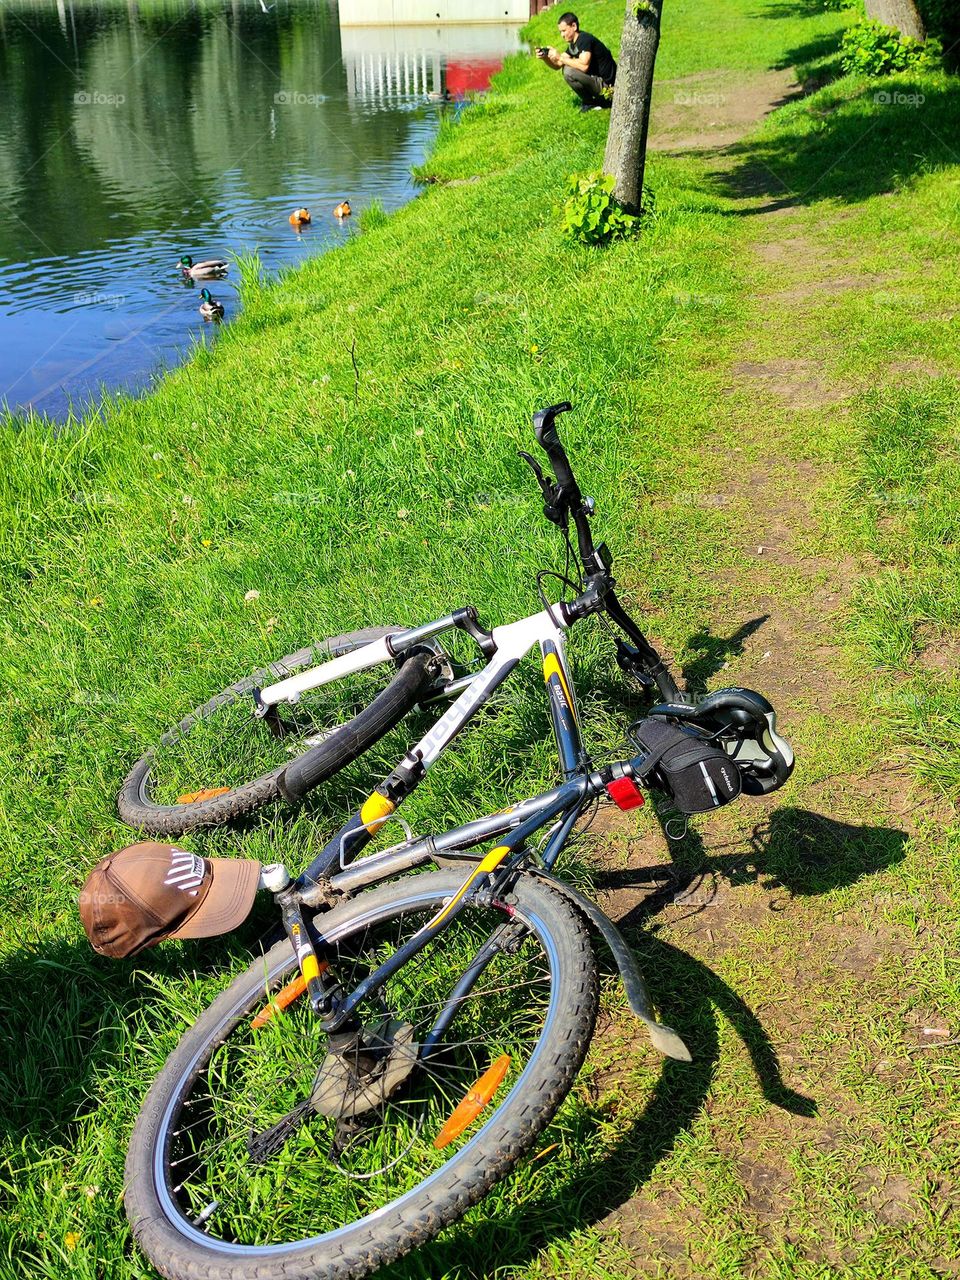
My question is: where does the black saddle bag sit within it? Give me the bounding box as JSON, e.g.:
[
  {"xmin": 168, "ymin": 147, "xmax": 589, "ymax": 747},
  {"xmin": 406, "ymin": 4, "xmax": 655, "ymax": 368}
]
[{"xmin": 631, "ymin": 719, "xmax": 742, "ymax": 814}]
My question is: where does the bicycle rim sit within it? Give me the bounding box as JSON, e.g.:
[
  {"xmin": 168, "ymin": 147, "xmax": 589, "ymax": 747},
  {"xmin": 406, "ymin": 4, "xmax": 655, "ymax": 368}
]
[{"xmin": 144, "ymin": 881, "xmax": 572, "ymax": 1259}]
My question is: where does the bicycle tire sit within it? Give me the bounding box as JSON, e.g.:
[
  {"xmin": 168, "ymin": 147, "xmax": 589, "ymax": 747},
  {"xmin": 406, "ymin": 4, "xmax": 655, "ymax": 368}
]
[
  {"xmin": 124, "ymin": 870, "xmax": 598, "ymax": 1280},
  {"xmin": 118, "ymin": 628, "xmax": 433, "ymax": 836}
]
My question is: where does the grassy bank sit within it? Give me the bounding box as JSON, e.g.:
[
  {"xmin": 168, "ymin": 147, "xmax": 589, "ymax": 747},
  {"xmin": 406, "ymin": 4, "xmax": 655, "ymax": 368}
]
[{"xmin": 3, "ymin": 0, "xmax": 960, "ymax": 1275}]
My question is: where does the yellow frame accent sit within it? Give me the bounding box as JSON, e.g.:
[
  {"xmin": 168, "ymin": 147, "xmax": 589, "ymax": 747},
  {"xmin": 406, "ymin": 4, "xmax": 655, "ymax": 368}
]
[
  {"xmin": 542, "ymin": 652, "xmax": 577, "ymax": 724},
  {"xmin": 424, "ymin": 845, "xmax": 511, "ymax": 930},
  {"xmin": 360, "ymin": 790, "xmax": 396, "ymax": 833}
]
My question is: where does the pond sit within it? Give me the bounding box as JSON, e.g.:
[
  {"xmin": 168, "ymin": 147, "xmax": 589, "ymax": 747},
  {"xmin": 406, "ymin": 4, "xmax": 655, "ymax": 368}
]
[{"xmin": 0, "ymin": 0, "xmax": 524, "ymax": 419}]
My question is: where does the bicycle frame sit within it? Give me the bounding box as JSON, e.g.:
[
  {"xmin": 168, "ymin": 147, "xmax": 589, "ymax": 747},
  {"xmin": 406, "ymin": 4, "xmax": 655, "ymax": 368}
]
[
  {"xmin": 259, "ymin": 606, "xmax": 582, "ymax": 767},
  {"xmin": 272, "ymin": 617, "xmax": 690, "ymax": 1062},
  {"xmin": 263, "ymin": 591, "xmax": 697, "ymax": 1058},
  {"xmin": 268, "ymin": 604, "xmax": 582, "ymax": 889}
]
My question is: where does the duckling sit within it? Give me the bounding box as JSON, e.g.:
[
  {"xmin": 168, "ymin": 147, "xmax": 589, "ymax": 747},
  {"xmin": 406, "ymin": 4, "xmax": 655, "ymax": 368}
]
[
  {"xmin": 198, "ymin": 288, "xmax": 225, "ymax": 322},
  {"xmin": 333, "ymin": 200, "xmax": 352, "ymax": 219},
  {"xmin": 289, "ymin": 207, "xmax": 312, "ymax": 227},
  {"xmin": 178, "ymin": 255, "xmax": 229, "ymax": 280}
]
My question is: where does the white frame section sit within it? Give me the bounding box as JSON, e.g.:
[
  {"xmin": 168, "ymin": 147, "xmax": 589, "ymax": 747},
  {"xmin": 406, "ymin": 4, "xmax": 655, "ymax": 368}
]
[{"xmin": 256, "ymin": 608, "xmax": 575, "ymax": 768}]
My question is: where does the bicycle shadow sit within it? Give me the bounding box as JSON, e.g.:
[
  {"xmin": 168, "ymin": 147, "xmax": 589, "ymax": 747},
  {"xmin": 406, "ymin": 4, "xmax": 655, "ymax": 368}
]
[
  {"xmin": 408, "ymin": 805, "xmax": 907, "ymax": 1276},
  {"xmin": 680, "ymin": 615, "xmax": 769, "ymax": 696}
]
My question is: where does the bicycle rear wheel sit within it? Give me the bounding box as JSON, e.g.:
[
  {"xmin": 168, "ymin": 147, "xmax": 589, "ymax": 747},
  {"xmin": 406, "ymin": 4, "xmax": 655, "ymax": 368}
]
[
  {"xmin": 118, "ymin": 628, "xmax": 435, "ymax": 836},
  {"xmin": 124, "ymin": 870, "xmax": 598, "ymax": 1280}
]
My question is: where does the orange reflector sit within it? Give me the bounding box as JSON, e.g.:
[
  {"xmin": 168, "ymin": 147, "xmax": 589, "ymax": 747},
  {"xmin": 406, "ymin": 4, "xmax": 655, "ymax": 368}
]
[
  {"xmin": 176, "ymin": 787, "xmax": 231, "ymax": 804},
  {"xmin": 433, "ymin": 1054, "xmax": 511, "ymax": 1149},
  {"xmin": 250, "ymin": 974, "xmax": 309, "ymax": 1029}
]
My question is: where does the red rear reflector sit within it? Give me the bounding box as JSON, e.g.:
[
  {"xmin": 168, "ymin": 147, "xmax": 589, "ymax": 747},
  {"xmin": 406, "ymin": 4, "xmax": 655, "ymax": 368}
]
[{"xmin": 606, "ymin": 777, "xmax": 644, "ymax": 810}]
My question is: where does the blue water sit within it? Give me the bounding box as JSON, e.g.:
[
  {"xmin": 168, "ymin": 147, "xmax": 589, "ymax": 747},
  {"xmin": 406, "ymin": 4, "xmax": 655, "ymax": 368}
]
[{"xmin": 0, "ymin": 0, "xmax": 521, "ymax": 419}]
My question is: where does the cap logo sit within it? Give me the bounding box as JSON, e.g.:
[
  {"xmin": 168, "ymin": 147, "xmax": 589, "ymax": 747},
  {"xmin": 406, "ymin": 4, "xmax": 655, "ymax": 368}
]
[{"xmin": 164, "ymin": 848, "xmax": 206, "ymax": 896}]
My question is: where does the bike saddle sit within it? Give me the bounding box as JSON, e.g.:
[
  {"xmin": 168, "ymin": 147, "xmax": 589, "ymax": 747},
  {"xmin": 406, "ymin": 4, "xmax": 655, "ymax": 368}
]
[{"xmin": 646, "ymin": 687, "xmax": 795, "ymax": 796}]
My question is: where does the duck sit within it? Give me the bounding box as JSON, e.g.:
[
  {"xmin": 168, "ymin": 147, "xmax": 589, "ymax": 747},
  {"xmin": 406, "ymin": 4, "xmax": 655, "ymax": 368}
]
[
  {"xmin": 333, "ymin": 200, "xmax": 352, "ymax": 219},
  {"xmin": 289, "ymin": 207, "xmax": 312, "ymax": 227},
  {"xmin": 178, "ymin": 255, "xmax": 229, "ymax": 279},
  {"xmin": 198, "ymin": 288, "xmax": 225, "ymax": 321}
]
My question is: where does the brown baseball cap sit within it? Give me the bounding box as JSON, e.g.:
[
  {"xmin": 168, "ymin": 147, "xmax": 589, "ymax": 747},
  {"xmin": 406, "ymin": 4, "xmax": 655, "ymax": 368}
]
[{"xmin": 79, "ymin": 842, "xmax": 261, "ymax": 959}]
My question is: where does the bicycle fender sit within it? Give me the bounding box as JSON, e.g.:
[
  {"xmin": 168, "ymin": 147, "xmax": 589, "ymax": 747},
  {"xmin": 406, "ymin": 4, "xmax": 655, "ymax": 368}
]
[{"xmin": 531, "ymin": 873, "xmax": 692, "ymax": 1062}]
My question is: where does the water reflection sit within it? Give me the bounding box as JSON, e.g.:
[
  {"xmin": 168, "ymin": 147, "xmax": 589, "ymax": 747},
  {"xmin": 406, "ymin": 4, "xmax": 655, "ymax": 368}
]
[{"xmin": 0, "ymin": 0, "xmax": 521, "ymax": 418}]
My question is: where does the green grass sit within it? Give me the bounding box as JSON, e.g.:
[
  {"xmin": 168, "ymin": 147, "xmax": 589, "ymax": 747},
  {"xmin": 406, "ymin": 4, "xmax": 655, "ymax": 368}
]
[{"xmin": 2, "ymin": 0, "xmax": 960, "ymax": 1275}]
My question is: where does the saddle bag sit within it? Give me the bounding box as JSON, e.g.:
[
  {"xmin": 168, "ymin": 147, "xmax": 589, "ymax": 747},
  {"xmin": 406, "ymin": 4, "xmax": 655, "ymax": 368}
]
[{"xmin": 631, "ymin": 719, "xmax": 742, "ymax": 814}]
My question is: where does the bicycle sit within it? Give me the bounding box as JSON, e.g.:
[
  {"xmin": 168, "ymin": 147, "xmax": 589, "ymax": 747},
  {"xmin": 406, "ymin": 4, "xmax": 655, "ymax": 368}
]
[{"xmin": 123, "ymin": 403, "xmax": 794, "ymax": 1280}]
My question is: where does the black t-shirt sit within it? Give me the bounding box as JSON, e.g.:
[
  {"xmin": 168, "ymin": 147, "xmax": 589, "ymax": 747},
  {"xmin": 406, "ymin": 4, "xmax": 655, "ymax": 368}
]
[{"xmin": 567, "ymin": 31, "xmax": 617, "ymax": 85}]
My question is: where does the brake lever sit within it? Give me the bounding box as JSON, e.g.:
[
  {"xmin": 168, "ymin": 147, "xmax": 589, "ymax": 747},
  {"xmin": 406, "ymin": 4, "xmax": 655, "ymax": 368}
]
[
  {"xmin": 518, "ymin": 450, "xmax": 567, "ymax": 526},
  {"xmin": 518, "ymin": 449, "xmax": 550, "ymax": 492}
]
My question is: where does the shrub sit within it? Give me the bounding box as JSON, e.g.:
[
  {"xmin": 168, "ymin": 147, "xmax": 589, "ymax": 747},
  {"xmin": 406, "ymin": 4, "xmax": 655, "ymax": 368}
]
[
  {"xmin": 839, "ymin": 19, "xmax": 943, "ymax": 75},
  {"xmin": 918, "ymin": 0, "xmax": 960, "ymax": 68},
  {"xmin": 560, "ymin": 171, "xmax": 652, "ymax": 246}
]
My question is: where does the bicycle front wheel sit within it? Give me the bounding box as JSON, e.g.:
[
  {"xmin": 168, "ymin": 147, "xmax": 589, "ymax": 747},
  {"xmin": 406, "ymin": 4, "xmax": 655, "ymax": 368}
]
[
  {"xmin": 118, "ymin": 628, "xmax": 434, "ymax": 836},
  {"xmin": 125, "ymin": 870, "xmax": 598, "ymax": 1280}
]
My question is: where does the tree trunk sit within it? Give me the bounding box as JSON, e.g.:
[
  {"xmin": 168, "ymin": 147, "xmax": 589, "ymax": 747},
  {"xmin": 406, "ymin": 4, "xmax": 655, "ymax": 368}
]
[
  {"xmin": 864, "ymin": 0, "xmax": 926, "ymax": 40},
  {"xmin": 602, "ymin": 0, "xmax": 663, "ymax": 217}
]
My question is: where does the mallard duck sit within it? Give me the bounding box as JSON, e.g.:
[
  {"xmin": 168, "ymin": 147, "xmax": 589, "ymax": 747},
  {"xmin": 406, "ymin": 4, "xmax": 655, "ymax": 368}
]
[
  {"xmin": 178, "ymin": 255, "xmax": 229, "ymax": 279},
  {"xmin": 289, "ymin": 207, "xmax": 311, "ymax": 227},
  {"xmin": 333, "ymin": 200, "xmax": 352, "ymax": 219},
  {"xmin": 198, "ymin": 288, "xmax": 225, "ymax": 321}
]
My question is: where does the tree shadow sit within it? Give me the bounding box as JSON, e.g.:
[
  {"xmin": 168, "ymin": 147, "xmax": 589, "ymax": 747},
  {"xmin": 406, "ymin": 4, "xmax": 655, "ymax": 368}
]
[
  {"xmin": 714, "ymin": 76, "xmax": 960, "ymax": 212},
  {"xmin": 772, "ymin": 34, "xmax": 846, "ymax": 92},
  {"xmin": 407, "ymin": 805, "xmax": 907, "ymax": 1275}
]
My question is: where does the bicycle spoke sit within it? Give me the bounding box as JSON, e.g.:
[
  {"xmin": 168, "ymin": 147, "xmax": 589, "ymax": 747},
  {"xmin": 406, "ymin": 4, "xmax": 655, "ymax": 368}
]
[{"xmin": 157, "ymin": 895, "xmax": 558, "ymax": 1246}]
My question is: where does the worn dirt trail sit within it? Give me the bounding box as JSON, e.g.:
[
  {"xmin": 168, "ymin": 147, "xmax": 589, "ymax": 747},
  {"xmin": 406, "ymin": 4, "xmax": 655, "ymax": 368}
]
[{"xmin": 577, "ymin": 68, "xmax": 950, "ymax": 1273}]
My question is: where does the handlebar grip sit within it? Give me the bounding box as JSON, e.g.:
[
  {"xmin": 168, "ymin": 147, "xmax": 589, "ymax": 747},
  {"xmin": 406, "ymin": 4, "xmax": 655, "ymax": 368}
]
[
  {"xmin": 532, "ymin": 402, "xmax": 581, "ymax": 499},
  {"xmin": 532, "ymin": 402, "xmax": 572, "ymax": 441}
]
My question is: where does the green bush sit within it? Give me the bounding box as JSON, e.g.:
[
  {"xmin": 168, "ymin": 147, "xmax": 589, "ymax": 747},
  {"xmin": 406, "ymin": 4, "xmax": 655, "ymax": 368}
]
[
  {"xmin": 918, "ymin": 0, "xmax": 960, "ymax": 68},
  {"xmin": 560, "ymin": 171, "xmax": 649, "ymax": 246},
  {"xmin": 839, "ymin": 19, "xmax": 943, "ymax": 75}
]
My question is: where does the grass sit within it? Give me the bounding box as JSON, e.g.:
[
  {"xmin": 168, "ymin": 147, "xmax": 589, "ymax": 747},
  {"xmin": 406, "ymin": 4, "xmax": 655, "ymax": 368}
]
[{"xmin": 2, "ymin": 0, "xmax": 960, "ymax": 1275}]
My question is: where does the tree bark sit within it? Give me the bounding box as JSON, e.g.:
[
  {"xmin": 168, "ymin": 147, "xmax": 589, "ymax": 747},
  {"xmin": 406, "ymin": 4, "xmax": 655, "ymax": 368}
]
[
  {"xmin": 603, "ymin": 0, "xmax": 663, "ymax": 217},
  {"xmin": 864, "ymin": 0, "xmax": 926, "ymax": 40}
]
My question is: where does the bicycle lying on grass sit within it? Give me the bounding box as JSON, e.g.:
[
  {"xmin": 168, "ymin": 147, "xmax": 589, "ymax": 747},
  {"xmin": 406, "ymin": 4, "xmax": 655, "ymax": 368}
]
[{"xmin": 123, "ymin": 404, "xmax": 794, "ymax": 1280}]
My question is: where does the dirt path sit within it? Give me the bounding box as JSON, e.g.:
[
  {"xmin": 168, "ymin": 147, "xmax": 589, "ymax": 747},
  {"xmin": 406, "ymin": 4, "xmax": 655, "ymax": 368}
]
[
  {"xmin": 580, "ymin": 69, "xmax": 952, "ymax": 1275},
  {"xmin": 650, "ymin": 68, "xmax": 802, "ymax": 152}
]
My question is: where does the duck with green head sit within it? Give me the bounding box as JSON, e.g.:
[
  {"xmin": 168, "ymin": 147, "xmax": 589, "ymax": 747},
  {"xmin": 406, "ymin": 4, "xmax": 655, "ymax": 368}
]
[
  {"xmin": 178, "ymin": 255, "xmax": 229, "ymax": 279},
  {"xmin": 198, "ymin": 289, "xmax": 225, "ymax": 321}
]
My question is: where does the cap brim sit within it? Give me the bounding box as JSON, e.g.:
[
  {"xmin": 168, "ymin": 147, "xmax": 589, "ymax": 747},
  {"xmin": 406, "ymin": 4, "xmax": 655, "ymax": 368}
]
[{"xmin": 171, "ymin": 858, "xmax": 261, "ymax": 940}]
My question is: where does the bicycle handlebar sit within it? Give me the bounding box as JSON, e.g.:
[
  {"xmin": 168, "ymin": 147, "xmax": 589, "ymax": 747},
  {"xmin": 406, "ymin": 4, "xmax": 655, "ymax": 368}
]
[
  {"xmin": 532, "ymin": 402, "xmax": 599, "ymax": 572},
  {"xmin": 533, "ymin": 402, "xmax": 582, "ymax": 504},
  {"xmin": 528, "ymin": 403, "xmax": 684, "ymax": 704}
]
